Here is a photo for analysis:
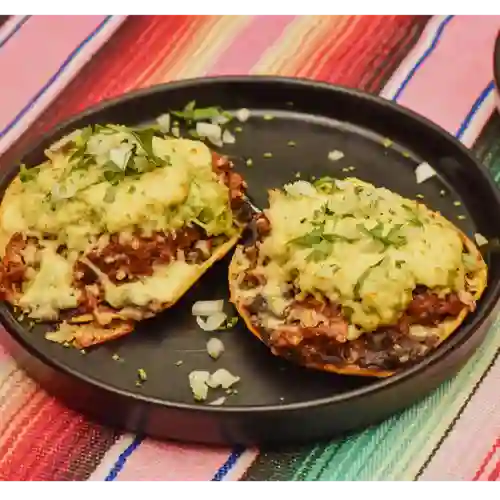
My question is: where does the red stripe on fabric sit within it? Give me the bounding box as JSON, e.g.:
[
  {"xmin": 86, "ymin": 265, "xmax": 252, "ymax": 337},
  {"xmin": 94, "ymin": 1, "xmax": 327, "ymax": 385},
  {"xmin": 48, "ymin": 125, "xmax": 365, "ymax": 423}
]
[
  {"xmin": 0, "ymin": 393, "xmax": 50, "ymax": 476},
  {"xmin": 472, "ymin": 438, "xmax": 500, "ymax": 480},
  {"xmin": 0, "ymin": 393, "xmax": 116, "ymax": 481},
  {"xmin": 26, "ymin": 16, "xmax": 196, "ymax": 134},
  {"xmin": 314, "ymin": 16, "xmax": 415, "ymax": 90},
  {"xmin": 356, "ymin": 16, "xmax": 424, "ymax": 91},
  {"xmin": 487, "ymin": 457, "xmax": 500, "ymax": 481},
  {"xmin": 293, "ymin": 17, "xmax": 352, "ymax": 78},
  {"xmin": 140, "ymin": 15, "xmax": 210, "ymax": 84},
  {"xmin": 311, "ymin": 17, "xmax": 379, "ymax": 81}
]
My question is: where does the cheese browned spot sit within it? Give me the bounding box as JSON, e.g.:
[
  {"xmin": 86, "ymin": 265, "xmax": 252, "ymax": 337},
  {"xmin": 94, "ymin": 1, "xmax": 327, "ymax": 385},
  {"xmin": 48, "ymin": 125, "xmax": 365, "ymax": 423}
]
[
  {"xmin": 230, "ymin": 178, "xmax": 486, "ymax": 374},
  {"xmin": 0, "ymin": 126, "xmax": 249, "ymax": 347}
]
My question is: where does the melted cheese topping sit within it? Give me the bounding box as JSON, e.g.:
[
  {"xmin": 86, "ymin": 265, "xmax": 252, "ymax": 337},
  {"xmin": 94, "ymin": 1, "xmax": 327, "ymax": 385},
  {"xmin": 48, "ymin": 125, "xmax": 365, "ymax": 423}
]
[
  {"xmin": 235, "ymin": 178, "xmax": 479, "ymax": 333},
  {"xmin": 1, "ymin": 127, "xmax": 240, "ymax": 318},
  {"xmin": 103, "ymin": 261, "xmax": 200, "ymax": 308}
]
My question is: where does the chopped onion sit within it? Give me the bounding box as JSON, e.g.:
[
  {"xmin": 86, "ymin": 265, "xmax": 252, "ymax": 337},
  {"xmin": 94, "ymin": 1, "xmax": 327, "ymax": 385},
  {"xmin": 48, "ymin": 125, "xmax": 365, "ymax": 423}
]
[
  {"xmin": 196, "ymin": 312, "xmax": 227, "ymax": 332},
  {"xmin": 109, "ymin": 144, "xmax": 133, "ymax": 171},
  {"xmin": 284, "ymin": 181, "xmax": 317, "ymax": 197},
  {"xmin": 196, "ymin": 122, "xmax": 222, "ymax": 147},
  {"xmin": 171, "ymin": 126, "xmax": 180, "ymax": 138},
  {"xmin": 222, "ymin": 129, "xmax": 236, "ymax": 145},
  {"xmin": 209, "ymin": 396, "xmax": 227, "ymax": 406},
  {"xmin": 211, "ymin": 114, "xmax": 231, "ymax": 125},
  {"xmin": 328, "ymin": 150, "xmax": 344, "ymax": 162},
  {"xmin": 474, "ymin": 232, "xmax": 488, "ymax": 247},
  {"xmin": 156, "ymin": 113, "xmax": 171, "ymax": 133},
  {"xmin": 235, "ymin": 108, "xmax": 250, "ymax": 122},
  {"xmin": 207, "ymin": 369, "xmax": 240, "ymax": 390},
  {"xmin": 188, "ymin": 370, "xmax": 210, "ymax": 401},
  {"xmin": 51, "ymin": 183, "xmax": 76, "ymax": 201},
  {"xmin": 207, "ymin": 337, "xmax": 225, "ymax": 359},
  {"xmin": 192, "ymin": 300, "xmax": 224, "ymax": 316},
  {"xmin": 415, "ymin": 162, "xmax": 436, "ymax": 184}
]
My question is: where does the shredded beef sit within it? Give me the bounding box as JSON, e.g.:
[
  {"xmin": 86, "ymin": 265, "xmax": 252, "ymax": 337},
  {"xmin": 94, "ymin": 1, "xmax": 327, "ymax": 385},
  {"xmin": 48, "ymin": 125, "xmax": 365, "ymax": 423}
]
[{"xmin": 246, "ymin": 287, "xmax": 468, "ymax": 372}]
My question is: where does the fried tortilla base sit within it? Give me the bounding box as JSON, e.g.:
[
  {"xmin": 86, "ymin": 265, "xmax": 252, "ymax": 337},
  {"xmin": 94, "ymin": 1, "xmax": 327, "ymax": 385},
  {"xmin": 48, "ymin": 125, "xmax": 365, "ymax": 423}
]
[
  {"xmin": 229, "ymin": 215, "xmax": 488, "ymax": 378},
  {"xmin": 0, "ymin": 173, "xmax": 243, "ymax": 348}
]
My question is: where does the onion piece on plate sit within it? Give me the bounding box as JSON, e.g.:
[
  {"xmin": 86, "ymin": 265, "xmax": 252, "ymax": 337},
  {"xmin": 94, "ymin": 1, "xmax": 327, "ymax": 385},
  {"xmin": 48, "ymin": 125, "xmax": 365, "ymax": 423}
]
[
  {"xmin": 196, "ymin": 312, "xmax": 227, "ymax": 332},
  {"xmin": 415, "ymin": 162, "xmax": 436, "ymax": 184},
  {"xmin": 222, "ymin": 129, "xmax": 236, "ymax": 144},
  {"xmin": 474, "ymin": 232, "xmax": 488, "ymax": 247},
  {"xmin": 192, "ymin": 300, "xmax": 224, "ymax": 316},
  {"xmin": 207, "ymin": 337, "xmax": 225, "ymax": 359},
  {"xmin": 328, "ymin": 150, "xmax": 344, "ymax": 162},
  {"xmin": 235, "ymin": 108, "xmax": 250, "ymax": 122},
  {"xmin": 188, "ymin": 370, "xmax": 211, "ymax": 401},
  {"xmin": 207, "ymin": 368, "xmax": 240, "ymax": 390}
]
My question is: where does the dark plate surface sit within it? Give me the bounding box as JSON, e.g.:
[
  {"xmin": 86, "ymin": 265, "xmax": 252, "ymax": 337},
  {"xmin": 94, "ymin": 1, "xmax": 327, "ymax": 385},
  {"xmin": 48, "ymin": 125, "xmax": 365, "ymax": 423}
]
[{"xmin": 1, "ymin": 76, "xmax": 500, "ymax": 446}]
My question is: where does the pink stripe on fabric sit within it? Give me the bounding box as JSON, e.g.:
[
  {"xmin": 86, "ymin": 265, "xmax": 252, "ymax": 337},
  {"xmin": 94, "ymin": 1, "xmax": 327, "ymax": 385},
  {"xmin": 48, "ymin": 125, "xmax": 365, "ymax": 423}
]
[
  {"xmin": 114, "ymin": 439, "xmax": 231, "ymax": 481},
  {"xmin": 0, "ymin": 345, "xmax": 8, "ymax": 362},
  {"xmin": 396, "ymin": 15, "xmax": 500, "ymax": 136},
  {"xmin": 206, "ymin": 16, "xmax": 296, "ymax": 76},
  {"xmin": 418, "ymin": 355, "xmax": 500, "ymax": 480},
  {"xmin": 0, "ymin": 15, "xmax": 109, "ymax": 132}
]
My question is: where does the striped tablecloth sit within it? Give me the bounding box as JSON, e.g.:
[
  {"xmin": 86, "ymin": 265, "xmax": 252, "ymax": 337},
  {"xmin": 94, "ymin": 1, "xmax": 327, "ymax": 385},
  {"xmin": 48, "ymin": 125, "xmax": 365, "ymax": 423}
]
[{"xmin": 0, "ymin": 15, "xmax": 499, "ymax": 481}]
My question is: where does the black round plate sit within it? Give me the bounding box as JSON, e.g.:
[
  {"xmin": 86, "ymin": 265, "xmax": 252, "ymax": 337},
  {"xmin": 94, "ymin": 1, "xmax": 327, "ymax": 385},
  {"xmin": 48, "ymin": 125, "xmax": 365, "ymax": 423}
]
[{"xmin": 1, "ymin": 76, "xmax": 500, "ymax": 446}]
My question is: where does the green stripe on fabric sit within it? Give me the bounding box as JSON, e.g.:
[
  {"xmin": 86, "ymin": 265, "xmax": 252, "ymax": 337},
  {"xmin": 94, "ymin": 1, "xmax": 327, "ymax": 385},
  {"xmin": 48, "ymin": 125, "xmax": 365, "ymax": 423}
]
[
  {"xmin": 242, "ymin": 446, "xmax": 318, "ymax": 481},
  {"xmin": 309, "ymin": 321, "xmax": 500, "ymax": 480}
]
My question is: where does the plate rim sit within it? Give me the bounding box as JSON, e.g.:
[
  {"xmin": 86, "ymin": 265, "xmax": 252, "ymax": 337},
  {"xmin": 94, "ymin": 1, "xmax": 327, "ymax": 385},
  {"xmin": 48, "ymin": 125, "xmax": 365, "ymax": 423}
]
[{"xmin": 1, "ymin": 74, "xmax": 500, "ymax": 416}]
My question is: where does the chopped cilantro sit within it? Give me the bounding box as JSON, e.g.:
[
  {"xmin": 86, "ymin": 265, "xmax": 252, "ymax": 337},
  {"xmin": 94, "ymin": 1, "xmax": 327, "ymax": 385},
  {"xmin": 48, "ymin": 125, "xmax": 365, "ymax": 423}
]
[
  {"xmin": 131, "ymin": 128, "xmax": 165, "ymax": 167},
  {"xmin": 313, "ymin": 176, "xmax": 338, "ymax": 194},
  {"xmin": 103, "ymin": 168, "xmax": 124, "ymax": 185},
  {"xmin": 171, "ymin": 101, "xmax": 230, "ymax": 123},
  {"xmin": 354, "ymin": 258, "xmax": 384, "ymax": 299},
  {"xmin": 359, "ymin": 222, "xmax": 407, "ymax": 248},
  {"xmin": 19, "ymin": 164, "xmax": 38, "ymax": 183},
  {"xmin": 402, "ymin": 204, "xmax": 423, "ymax": 227}
]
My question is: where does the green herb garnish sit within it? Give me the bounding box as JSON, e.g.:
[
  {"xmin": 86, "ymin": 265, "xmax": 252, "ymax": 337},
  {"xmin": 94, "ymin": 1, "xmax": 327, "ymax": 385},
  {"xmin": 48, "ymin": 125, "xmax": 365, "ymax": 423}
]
[
  {"xmin": 19, "ymin": 164, "xmax": 38, "ymax": 183},
  {"xmin": 313, "ymin": 176, "xmax": 338, "ymax": 194},
  {"xmin": 131, "ymin": 128, "xmax": 166, "ymax": 167},
  {"xmin": 359, "ymin": 222, "xmax": 407, "ymax": 248},
  {"xmin": 402, "ymin": 204, "xmax": 423, "ymax": 227},
  {"xmin": 354, "ymin": 258, "xmax": 384, "ymax": 299},
  {"xmin": 171, "ymin": 101, "xmax": 231, "ymax": 123}
]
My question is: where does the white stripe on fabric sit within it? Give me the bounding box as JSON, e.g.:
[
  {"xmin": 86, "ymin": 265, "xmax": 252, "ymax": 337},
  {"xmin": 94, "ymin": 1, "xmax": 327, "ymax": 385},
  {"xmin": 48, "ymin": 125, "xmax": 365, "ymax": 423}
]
[
  {"xmin": 0, "ymin": 16, "xmax": 30, "ymax": 47},
  {"xmin": 380, "ymin": 15, "xmax": 453, "ymax": 100},
  {"xmin": 418, "ymin": 354, "xmax": 500, "ymax": 480},
  {"xmin": 0, "ymin": 15, "xmax": 126, "ymax": 157},
  {"xmin": 87, "ymin": 434, "xmax": 136, "ymax": 481},
  {"xmin": 221, "ymin": 449, "xmax": 259, "ymax": 481},
  {"xmin": 459, "ymin": 86, "xmax": 496, "ymax": 148}
]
